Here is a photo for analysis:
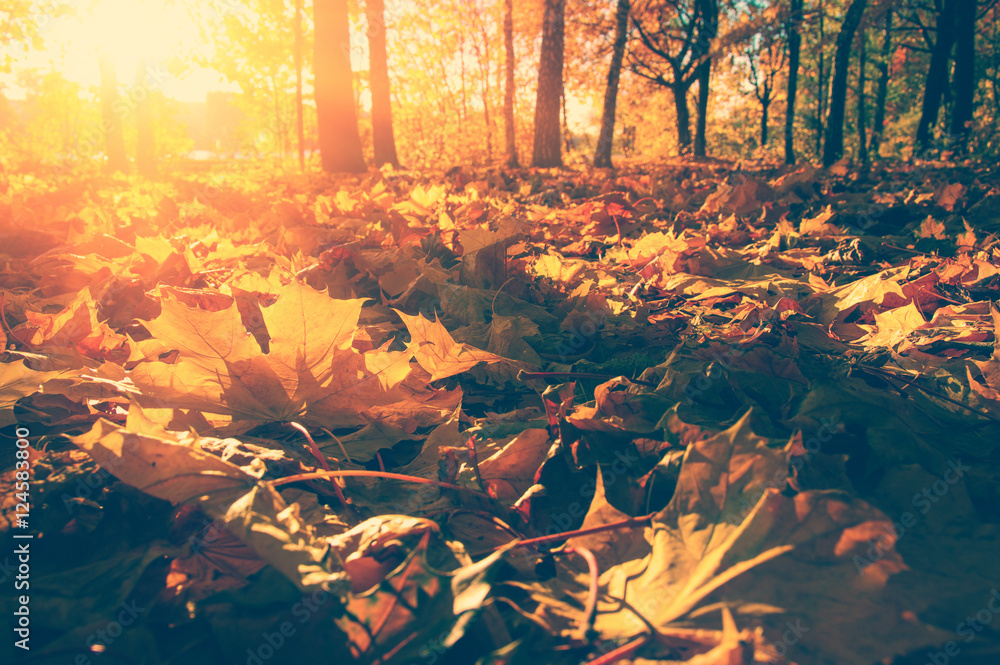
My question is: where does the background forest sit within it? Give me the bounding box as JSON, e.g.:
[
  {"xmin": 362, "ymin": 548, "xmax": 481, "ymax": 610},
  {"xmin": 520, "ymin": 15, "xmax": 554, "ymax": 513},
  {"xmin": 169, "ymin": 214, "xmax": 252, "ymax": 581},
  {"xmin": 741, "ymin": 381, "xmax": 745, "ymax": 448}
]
[{"xmin": 2, "ymin": 0, "xmax": 999, "ymax": 175}]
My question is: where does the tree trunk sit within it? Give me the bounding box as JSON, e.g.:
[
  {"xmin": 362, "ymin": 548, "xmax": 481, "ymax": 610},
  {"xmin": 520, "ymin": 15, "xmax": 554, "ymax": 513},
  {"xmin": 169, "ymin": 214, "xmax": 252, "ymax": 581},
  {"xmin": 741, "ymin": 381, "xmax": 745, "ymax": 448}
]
[
  {"xmin": 594, "ymin": 0, "xmax": 629, "ymax": 168},
  {"xmin": 532, "ymin": 0, "xmax": 565, "ymax": 167},
  {"xmin": 272, "ymin": 80, "xmax": 286, "ymax": 161},
  {"xmin": 950, "ymin": 0, "xmax": 976, "ymax": 150},
  {"xmin": 367, "ymin": 0, "xmax": 400, "ymax": 167},
  {"xmin": 784, "ymin": 0, "xmax": 803, "ymax": 164},
  {"xmin": 459, "ymin": 26, "xmax": 467, "ymax": 127},
  {"xmin": 294, "ymin": 0, "xmax": 305, "ymax": 171},
  {"xmin": 816, "ymin": 0, "xmax": 825, "ymax": 157},
  {"xmin": 503, "ymin": 0, "xmax": 518, "ymax": 167},
  {"xmin": 693, "ymin": 0, "xmax": 717, "ymax": 157},
  {"xmin": 870, "ymin": 8, "xmax": 892, "ymax": 156},
  {"xmin": 823, "ymin": 0, "xmax": 868, "ymax": 167},
  {"xmin": 479, "ymin": 21, "xmax": 493, "ymax": 161},
  {"xmin": 314, "ymin": 0, "xmax": 366, "ymax": 173},
  {"xmin": 97, "ymin": 51, "xmax": 128, "ymax": 173},
  {"xmin": 857, "ymin": 27, "xmax": 868, "ymax": 164},
  {"xmin": 915, "ymin": 0, "xmax": 957, "ymax": 153},
  {"xmin": 761, "ymin": 98, "xmax": 770, "ymax": 147},
  {"xmin": 561, "ymin": 89, "xmax": 573, "ymax": 153},
  {"xmin": 135, "ymin": 58, "xmax": 155, "ymax": 176},
  {"xmin": 693, "ymin": 59, "xmax": 711, "ymax": 156},
  {"xmin": 673, "ymin": 84, "xmax": 692, "ymax": 150}
]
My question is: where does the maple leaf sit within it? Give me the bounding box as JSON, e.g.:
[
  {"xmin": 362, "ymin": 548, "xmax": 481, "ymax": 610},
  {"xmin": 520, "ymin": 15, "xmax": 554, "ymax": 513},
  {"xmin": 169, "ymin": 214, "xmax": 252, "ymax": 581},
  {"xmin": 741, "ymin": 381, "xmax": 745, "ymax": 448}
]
[
  {"xmin": 501, "ymin": 413, "xmax": 943, "ymax": 663},
  {"xmin": 395, "ymin": 309, "xmax": 508, "ymax": 381},
  {"xmin": 0, "ymin": 360, "xmax": 73, "ymax": 427},
  {"xmin": 453, "ymin": 314, "xmax": 543, "ymax": 365},
  {"xmin": 457, "ymin": 217, "xmax": 525, "ymax": 288},
  {"xmin": 799, "ymin": 205, "xmax": 841, "ymax": 237},
  {"xmin": 700, "ymin": 176, "xmax": 775, "ymax": 216},
  {"xmin": 16, "ymin": 288, "xmax": 129, "ymax": 365},
  {"xmin": 919, "ymin": 215, "xmax": 947, "ymax": 239},
  {"xmin": 70, "ymin": 418, "xmax": 351, "ymax": 592},
  {"xmin": 934, "ymin": 182, "xmax": 967, "ymax": 212},
  {"xmin": 857, "ymin": 300, "xmax": 928, "ymax": 349},
  {"xmin": 130, "ymin": 281, "xmax": 459, "ymax": 430}
]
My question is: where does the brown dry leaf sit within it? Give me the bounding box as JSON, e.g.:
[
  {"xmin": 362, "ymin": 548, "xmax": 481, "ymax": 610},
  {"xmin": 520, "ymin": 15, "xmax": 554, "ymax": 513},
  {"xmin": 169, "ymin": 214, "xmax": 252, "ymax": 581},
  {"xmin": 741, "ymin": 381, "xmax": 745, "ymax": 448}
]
[
  {"xmin": 818, "ymin": 266, "xmax": 909, "ymax": 325},
  {"xmin": 700, "ymin": 177, "xmax": 775, "ymax": 216},
  {"xmin": 919, "ymin": 216, "xmax": 947, "ymax": 239},
  {"xmin": 0, "ymin": 359, "xmax": 74, "ymax": 427},
  {"xmin": 859, "ymin": 300, "xmax": 927, "ymax": 349},
  {"xmin": 395, "ymin": 309, "xmax": 508, "ymax": 381},
  {"xmin": 505, "ymin": 413, "xmax": 942, "ymax": 664},
  {"xmin": 799, "ymin": 205, "xmax": 841, "ymax": 237},
  {"xmin": 565, "ymin": 466, "xmax": 645, "ymax": 570},
  {"xmin": 70, "ymin": 418, "xmax": 349, "ymax": 593},
  {"xmin": 935, "ymin": 182, "xmax": 967, "ymax": 211},
  {"xmin": 476, "ymin": 428, "xmax": 551, "ymax": 501},
  {"xmin": 130, "ymin": 281, "xmax": 456, "ymax": 429},
  {"xmin": 953, "ymin": 220, "xmax": 978, "ymax": 251},
  {"xmin": 18, "ymin": 288, "xmax": 129, "ymax": 363},
  {"xmin": 770, "ymin": 163, "xmax": 819, "ymax": 200},
  {"xmin": 70, "ymin": 417, "xmax": 253, "ymax": 503}
]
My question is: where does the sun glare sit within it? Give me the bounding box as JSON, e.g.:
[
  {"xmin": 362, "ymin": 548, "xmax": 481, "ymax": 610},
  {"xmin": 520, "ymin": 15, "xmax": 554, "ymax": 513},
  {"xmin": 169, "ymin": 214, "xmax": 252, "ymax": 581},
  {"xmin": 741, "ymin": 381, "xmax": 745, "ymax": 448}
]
[
  {"xmin": 3, "ymin": 0, "xmax": 236, "ymax": 103},
  {"xmin": 52, "ymin": 0, "xmax": 171, "ymax": 84}
]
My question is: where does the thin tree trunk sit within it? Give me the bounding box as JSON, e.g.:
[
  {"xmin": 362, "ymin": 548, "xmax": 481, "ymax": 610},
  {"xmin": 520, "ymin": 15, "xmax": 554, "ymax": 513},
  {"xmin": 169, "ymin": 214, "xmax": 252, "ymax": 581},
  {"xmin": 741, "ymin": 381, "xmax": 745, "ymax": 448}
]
[
  {"xmin": 367, "ymin": 0, "xmax": 400, "ymax": 167},
  {"xmin": 532, "ymin": 0, "xmax": 565, "ymax": 167},
  {"xmin": 694, "ymin": 59, "xmax": 711, "ymax": 156},
  {"xmin": 97, "ymin": 51, "xmax": 128, "ymax": 173},
  {"xmin": 294, "ymin": 0, "xmax": 305, "ymax": 171},
  {"xmin": 561, "ymin": 89, "xmax": 572, "ymax": 153},
  {"xmin": 594, "ymin": 0, "xmax": 630, "ymax": 168},
  {"xmin": 761, "ymin": 98, "xmax": 770, "ymax": 146},
  {"xmin": 460, "ymin": 22, "xmax": 468, "ymax": 126},
  {"xmin": 693, "ymin": 0, "xmax": 717, "ymax": 157},
  {"xmin": 673, "ymin": 83, "xmax": 692, "ymax": 150},
  {"xmin": 272, "ymin": 80, "xmax": 285, "ymax": 161},
  {"xmin": 135, "ymin": 58, "xmax": 155, "ymax": 176},
  {"xmin": 992, "ymin": 9, "xmax": 1000, "ymax": 128},
  {"xmin": 314, "ymin": 0, "xmax": 366, "ymax": 173},
  {"xmin": 857, "ymin": 26, "xmax": 868, "ymax": 164},
  {"xmin": 477, "ymin": 21, "xmax": 493, "ymax": 161},
  {"xmin": 950, "ymin": 0, "xmax": 976, "ymax": 150},
  {"xmin": 785, "ymin": 0, "xmax": 803, "ymax": 163},
  {"xmin": 916, "ymin": 0, "xmax": 957, "ymax": 153},
  {"xmin": 823, "ymin": 0, "xmax": 868, "ymax": 167},
  {"xmin": 816, "ymin": 0, "xmax": 825, "ymax": 157},
  {"xmin": 503, "ymin": 0, "xmax": 518, "ymax": 166},
  {"xmin": 870, "ymin": 8, "xmax": 892, "ymax": 156}
]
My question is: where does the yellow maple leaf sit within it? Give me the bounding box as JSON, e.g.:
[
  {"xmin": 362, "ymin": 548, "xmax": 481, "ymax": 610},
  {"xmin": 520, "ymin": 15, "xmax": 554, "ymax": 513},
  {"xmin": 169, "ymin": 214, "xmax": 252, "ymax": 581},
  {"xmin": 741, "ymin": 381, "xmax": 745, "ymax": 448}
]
[
  {"xmin": 130, "ymin": 282, "xmax": 458, "ymax": 429},
  {"xmin": 395, "ymin": 309, "xmax": 506, "ymax": 381}
]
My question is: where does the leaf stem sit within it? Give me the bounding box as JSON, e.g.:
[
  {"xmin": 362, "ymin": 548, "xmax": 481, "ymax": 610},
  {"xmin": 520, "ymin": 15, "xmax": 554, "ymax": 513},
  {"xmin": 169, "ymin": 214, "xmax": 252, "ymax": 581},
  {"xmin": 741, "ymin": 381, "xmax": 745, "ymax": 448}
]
[
  {"xmin": 289, "ymin": 422, "xmax": 352, "ymax": 511},
  {"xmin": 861, "ymin": 366, "xmax": 1000, "ymax": 424},
  {"xmin": 269, "ymin": 469, "xmax": 492, "ymax": 500},
  {"xmin": 880, "ymin": 242, "xmax": 934, "ymax": 257},
  {"xmin": 319, "ymin": 427, "xmax": 352, "ymax": 464},
  {"xmin": 562, "ymin": 546, "xmax": 599, "ymax": 636},
  {"xmin": 582, "ymin": 636, "xmax": 649, "ymax": 665},
  {"xmin": 290, "ymin": 422, "xmax": 330, "ymax": 471},
  {"xmin": 517, "ymin": 371, "xmax": 657, "ymax": 387},
  {"xmin": 466, "ymin": 434, "xmax": 486, "ymax": 492},
  {"xmin": 497, "ymin": 513, "xmax": 654, "ymax": 551}
]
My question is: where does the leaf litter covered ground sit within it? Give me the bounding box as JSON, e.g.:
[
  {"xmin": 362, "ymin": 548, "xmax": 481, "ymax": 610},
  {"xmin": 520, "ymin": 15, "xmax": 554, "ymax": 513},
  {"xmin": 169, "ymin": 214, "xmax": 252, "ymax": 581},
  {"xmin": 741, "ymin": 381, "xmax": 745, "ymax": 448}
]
[{"xmin": 3, "ymin": 158, "xmax": 1000, "ymax": 664}]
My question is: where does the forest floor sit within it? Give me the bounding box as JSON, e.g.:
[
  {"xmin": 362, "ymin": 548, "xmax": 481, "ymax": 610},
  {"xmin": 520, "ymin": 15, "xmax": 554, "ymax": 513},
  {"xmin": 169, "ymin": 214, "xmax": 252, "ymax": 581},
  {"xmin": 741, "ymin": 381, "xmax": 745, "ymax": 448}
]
[{"xmin": 2, "ymin": 157, "xmax": 1000, "ymax": 664}]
